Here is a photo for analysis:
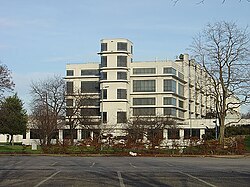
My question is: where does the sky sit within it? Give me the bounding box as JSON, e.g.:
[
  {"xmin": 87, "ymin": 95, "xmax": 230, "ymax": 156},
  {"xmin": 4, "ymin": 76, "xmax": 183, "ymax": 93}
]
[{"xmin": 0, "ymin": 0, "xmax": 250, "ymax": 112}]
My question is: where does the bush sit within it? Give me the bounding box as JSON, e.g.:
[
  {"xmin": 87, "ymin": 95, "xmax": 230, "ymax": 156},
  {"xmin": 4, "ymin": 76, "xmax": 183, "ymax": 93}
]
[{"xmin": 183, "ymin": 136, "xmax": 246, "ymax": 155}]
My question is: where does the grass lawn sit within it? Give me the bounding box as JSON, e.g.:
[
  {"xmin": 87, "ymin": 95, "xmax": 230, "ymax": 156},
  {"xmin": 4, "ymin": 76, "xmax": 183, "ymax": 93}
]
[{"xmin": 0, "ymin": 145, "xmax": 42, "ymax": 154}]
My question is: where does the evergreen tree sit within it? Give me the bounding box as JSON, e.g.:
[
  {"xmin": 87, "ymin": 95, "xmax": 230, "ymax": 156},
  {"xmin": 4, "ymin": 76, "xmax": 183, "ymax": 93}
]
[{"xmin": 0, "ymin": 94, "xmax": 28, "ymax": 145}]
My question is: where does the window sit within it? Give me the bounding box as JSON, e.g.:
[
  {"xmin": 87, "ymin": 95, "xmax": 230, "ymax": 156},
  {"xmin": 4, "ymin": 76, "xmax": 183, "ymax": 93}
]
[
  {"xmin": 81, "ymin": 108, "xmax": 100, "ymax": 116},
  {"xmin": 133, "ymin": 68, "xmax": 156, "ymax": 74},
  {"xmin": 30, "ymin": 129, "xmax": 40, "ymax": 139},
  {"xmin": 117, "ymin": 42, "xmax": 127, "ymax": 51},
  {"xmin": 117, "ymin": 112, "xmax": 127, "ymax": 123},
  {"xmin": 102, "ymin": 112, "xmax": 107, "ymax": 123},
  {"xmin": 178, "ymin": 83, "xmax": 184, "ymax": 96},
  {"xmin": 66, "ymin": 99, "xmax": 73, "ymax": 106},
  {"xmin": 164, "ymin": 97, "xmax": 176, "ymax": 106},
  {"xmin": 191, "ymin": 129, "xmax": 200, "ymax": 139},
  {"xmin": 133, "ymin": 98, "xmax": 155, "ymax": 105},
  {"xmin": 168, "ymin": 128, "xmax": 180, "ymax": 139},
  {"xmin": 81, "ymin": 81, "xmax": 99, "ymax": 93},
  {"xmin": 81, "ymin": 69, "xmax": 99, "ymax": 76},
  {"xmin": 178, "ymin": 72, "xmax": 184, "ymax": 80},
  {"xmin": 133, "ymin": 80, "xmax": 155, "ymax": 92},
  {"xmin": 117, "ymin": 72, "xmax": 127, "ymax": 80},
  {"xmin": 133, "ymin": 108, "xmax": 155, "ymax": 116},
  {"xmin": 51, "ymin": 130, "xmax": 59, "ymax": 139},
  {"xmin": 117, "ymin": 56, "xmax": 127, "ymax": 67},
  {"xmin": 184, "ymin": 129, "xmax": 200, "ymax": 139},
  {"xmin": 164, "ymin": 108, "xmax": 177, "ymax": 116},
  {"xmin": 66, "ymin": 108, "xmax": 73, "ymax": 116},
  {"xmin": 81, "ymin": 98, "xmax": 99, "ymax": 106},
  {"xmin": 66, "ymin": 82, "xmax": 73, "ymax": 94},
  {"xmin": 81, "ymin": 130, "xmax": 91, "ymax": 139},
  {"xmin": 63, "ymin": 129, "xmax": 77, "ymax": 139},
  {"xmin": 101, "ymin": 72, "xmax": 107, "ymax": 80},
  {"xmin": 101, "ymin": 43, "xmax": 107, "ymax": 51},
  {"xmin": 117, "ymin": 89, "xmax": 127, "ymax": 99},
  {"xmin": 179, "ymin": 100, "xmax": 184, "ymax": 108},
  {"xmin": 164, "ymin": 80, "xmax": 176, "ymax": 93},
  {"xmin": 66, "ymin": 70, "xmax": 74, "ymax": 76},
  {"xmin": 131, "ymin": 45, "xmax": 133, "ymax": 54},
  {"xmin": 101, "ymin": 89, "xmax": 107, "ymax": 99},
  {"xmin": 178, "ymin": 110, "xmax": 184, "ymax": 118},
  {"xmin": 101, "ymin": 56, "xmax": 107, "ymax": 67},
  {"xmin": 163, "ymin": 67, "xmax": 176, "ymax": 75}
]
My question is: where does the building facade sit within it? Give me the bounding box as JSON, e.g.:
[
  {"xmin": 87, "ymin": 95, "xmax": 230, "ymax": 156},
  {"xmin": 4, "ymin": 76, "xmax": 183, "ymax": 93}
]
[
  {"xmin": 10, "ymin": 38, "xmax": 240, "ymax": 146},
  {"xmin": 63, "ymin": 38, "xmax": 222, "ymax": 146}
]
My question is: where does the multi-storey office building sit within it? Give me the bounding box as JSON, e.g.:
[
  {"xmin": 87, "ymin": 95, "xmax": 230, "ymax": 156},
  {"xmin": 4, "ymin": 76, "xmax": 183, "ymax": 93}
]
[
  {"xmin": 64, "ymin": 38, "xmax": 222, "ymax": 146},
  {"xmin": 1, "ymin": 38, "xmax": 242, "ymax": 145}
]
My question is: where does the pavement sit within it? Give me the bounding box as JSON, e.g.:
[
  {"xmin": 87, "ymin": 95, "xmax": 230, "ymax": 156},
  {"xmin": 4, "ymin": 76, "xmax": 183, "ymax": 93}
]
[{"xmin": 0, "ymin": 156, "xmax": 249, "ymax": 187}]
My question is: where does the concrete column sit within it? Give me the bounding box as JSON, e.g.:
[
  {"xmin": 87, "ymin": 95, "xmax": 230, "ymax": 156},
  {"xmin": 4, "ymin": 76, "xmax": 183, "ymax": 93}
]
[
  {"xmin": 163, "ymin": 129, "xmax": 168, "ymax": 140},
  {"xmin": 77, "ymin": 129, "xmax": 81, "ymax": 140},
  {"xmin": 59, "ymin": 130, "xmax": 63, "ymax": 141},
  {"xmin": 200, "ymin": 129, "xmax": 205, "ymax": 139}
]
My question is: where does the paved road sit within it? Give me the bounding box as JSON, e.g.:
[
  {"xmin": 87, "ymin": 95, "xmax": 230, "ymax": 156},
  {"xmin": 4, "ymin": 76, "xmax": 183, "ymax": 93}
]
[{"xmin": 0, "ymin": 155, "xmax": 249, "ymax": 187}]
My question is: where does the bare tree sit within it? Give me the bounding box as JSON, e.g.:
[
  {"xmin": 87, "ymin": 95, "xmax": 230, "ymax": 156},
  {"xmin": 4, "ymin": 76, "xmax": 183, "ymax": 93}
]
[
  {"xmin": 0, "ymin": 63, "xmax": 14, "ymax": 97},
  {"xmin": 30, "ymin": 75, "xmax": 65, "ymax": 146},
  {"xmin": 190, "ymin": 21, "xmax": 250, "ymax": 144},
  {"xmin": 65, "ymin": 88, "xmax": 100, "ymax": 145},
  {"xmin": 126, "ymin": 115, "xmax": 177, "ymax": 149}
]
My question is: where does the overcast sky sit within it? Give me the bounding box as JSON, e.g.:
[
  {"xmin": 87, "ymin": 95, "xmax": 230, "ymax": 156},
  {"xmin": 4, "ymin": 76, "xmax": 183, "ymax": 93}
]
[{"xmin": 0, "ymin": 0, "xmax": 250, "ymax": 112}]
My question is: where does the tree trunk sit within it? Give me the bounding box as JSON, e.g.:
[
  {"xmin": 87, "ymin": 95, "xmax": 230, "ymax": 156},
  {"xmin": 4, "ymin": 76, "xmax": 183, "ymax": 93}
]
[
  {"xmin": 218, "ymin": 117, "xmax": 225, "ymax": 145},
  {"xmin": 10, "ymin": 135, "xmax": 14, "ymax": 146}
]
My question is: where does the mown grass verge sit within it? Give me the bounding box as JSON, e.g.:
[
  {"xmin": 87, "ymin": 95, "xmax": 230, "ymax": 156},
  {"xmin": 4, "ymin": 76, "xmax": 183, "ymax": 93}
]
[{"xmin": 0, "ymin": 145, "xmax": 42, "ymax": 154}]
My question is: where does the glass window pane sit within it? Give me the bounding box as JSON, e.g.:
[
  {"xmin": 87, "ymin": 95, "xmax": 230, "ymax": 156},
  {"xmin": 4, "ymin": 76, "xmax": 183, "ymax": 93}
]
[
  {"xmin": 66, "ymin": 82, "xmax": 73, "ymax": 94},
  {"xmin": 81, "ymin": 69, "xmax": 99, "ymax": 76},
  {"xmin": 168, "ymin": 129, "xmax": 180, "ymax": 139},
  {"xmin": 178, "ymin": 72, "xmax": 184, "ymax": 80},
  {"xmin": 101, "ymin": 56, "xmax": 107, "ymax": 67},
  {"xmin": 81, "ymin": 108, "xmax": 100, "ymax": 116},
  {"xmin": 163, "ymin": 97, "xmax": 176, "ymax": 106},
  {"xmin": 81, "ymin": 130, "xmax": 91, "ymax": 139},
  {"xmin": 178, "ymin": 83, "xmax": 184, "ymax": 96},
  {"xmin": 81, "ymin": 81, "xmax": 99, "ymax": 93},
  {"xmin": 117, "ymin": 89, "xmax": 127, "ymax": 99},
  {"xmin": 133, "ymin": 68, "xmax": 156, "ymax": 74},
  {"xmin": 117, "ymin": 112, "xmax": 127, "ymax": 123},
  {"xmin": 101, "ymin": 72, "xmax": 107, "ymax": 80},
  {"xmin": 117, "ymin": 56, "xmax": 127, "ymax": 67},
  {"xmin": 164, "ymin": 80, "xmax": 176, "ymax": 93},
  {"xmin": 117, "ymin": 42, "xmax": 127, "ymax": 51},
  {"xmin": 101, "ymin": 43, "xmax": 107, "ymax": 51},
  {"xmin": 133, "ymin": 108, "xmax": 156, "ymax": 116},
  {"xmin": 133, "ymin": 80, "xmax": 155, "ymax": 92},
  {"xmin": 133, "ymin": 98, "xmax": 155, "ymax": 105},
  {"xmin": 163, "ymin": 67, "xmax": 176, "ymax": 75},
  {"xmin": 66, "ymin": 99, "xmax": 73, "ymax": 106},
  {"xmin": 66, "ymin": 70, "xmax": 74, "ymax": 76},
  {"xmin": 117, "ymin": 72, "xmax": 127, "ymax": 80},
  {"xmin": 164, "ymin": 108, "xmax": 177, "ymax": 116}
]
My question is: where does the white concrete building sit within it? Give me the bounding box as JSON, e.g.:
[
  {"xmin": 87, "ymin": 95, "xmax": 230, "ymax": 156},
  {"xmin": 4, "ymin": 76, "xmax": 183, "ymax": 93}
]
[
  {"xmin": 15, "ymin": 38, "xmax": 243, "ymax": 146},
  {"xmin": 63, "ymin": 38, "xmax": 223, "ymax": 145}
]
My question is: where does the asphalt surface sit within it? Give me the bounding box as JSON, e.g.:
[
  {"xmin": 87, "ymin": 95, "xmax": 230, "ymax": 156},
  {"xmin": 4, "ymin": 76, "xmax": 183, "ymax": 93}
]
[{"xmin": 0, "ymin": 155, "xmax": 249, "ymax": 187}]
